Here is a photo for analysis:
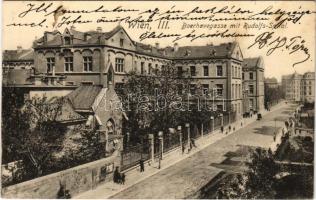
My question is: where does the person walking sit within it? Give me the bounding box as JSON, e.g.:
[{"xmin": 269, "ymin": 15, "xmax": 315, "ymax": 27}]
[
  {"xmin": 113, "ymin": 166, "xmax": 120, "ymax": 184},
  {"xmin": 140, "ymin": 159, "xmax": 145, "ymax": 172},
  {"xmin": 190, "ymin": 138, "xmax": 197, "ymax": 148},
  {"xmin": 121, "ymin": 173, "xmax": 125, "ymax": 185}
]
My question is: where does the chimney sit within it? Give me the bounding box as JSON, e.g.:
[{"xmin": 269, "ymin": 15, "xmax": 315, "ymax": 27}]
[
  {"xmin": 96, "ymin": 27, "xmax": 102, "ymax": 33},
  {"xmin": 155, "ymin": 42, "xmax": 159, "ymax": 49},
  {"xmin": 174, "ymin": 43, "xmax": 179, "ymax": 52},
  {"xmin": 70, "ymin": 25, "xmax": 76, "ymax": 30},
  {"xmin": 17, "ymin": 46, "xmax": 22, "ymax": 53}
]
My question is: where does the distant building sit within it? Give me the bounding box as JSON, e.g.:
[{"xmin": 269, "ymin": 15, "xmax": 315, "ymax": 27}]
[
  {"xmin": 264, "ymin": 77, "xmax": 279, "ymax": 89},
  {"xmin": 301, "ymin": 72, "xmax": 315, "ymax": 103},
  {"xmin": 282, "ymin": 72, "xmax": 314, "ymax": 103},
  {"xmin": 2, "ymin": 47, "xmax": 34, "ymax": 86},
  {"xmin": 242, "ymin": 57, "xmax": 265, "ymax": 114}
]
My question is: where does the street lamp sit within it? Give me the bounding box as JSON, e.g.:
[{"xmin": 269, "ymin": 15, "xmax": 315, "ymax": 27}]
[
  {"xmin": 185, "ymin": 123, "xmax": 190, "ymax": 152},
  {"xmin": 177, "ymin": 126, "xmax": 183, "ymax": 154},
  {"xmin": 158, "ymin": 131, "xmax": 163, "ymax": 169},
  {"xmin": 148, "ymin": 134, "xmax": 154, "ymax": 163}
]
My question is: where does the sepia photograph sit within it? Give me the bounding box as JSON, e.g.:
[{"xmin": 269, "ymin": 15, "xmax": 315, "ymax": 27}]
[{"xmin": 1, "ymin": 0, "xmax": 315, "ymax": 199}]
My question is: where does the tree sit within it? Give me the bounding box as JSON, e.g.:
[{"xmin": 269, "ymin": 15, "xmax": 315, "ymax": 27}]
[
  {"xmin": 118, "ymin": 65, "xmax": 216, "ymax": 145},
  {"xmin": 244, "ymin": 148, "xmax": 278, "ymax": 198},
  {"xmin": 2, "ymin": 89, "xmax": 105, "ymax": 184},
  {"xmin": 217, "ymin": 148, "xmax": 279, "ymax": 199}
]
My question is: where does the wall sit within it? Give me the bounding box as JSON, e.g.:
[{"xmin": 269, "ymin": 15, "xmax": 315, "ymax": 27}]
[{"xmin": 1, "ymin": 154, "xmax": 121, "ymax": 199}]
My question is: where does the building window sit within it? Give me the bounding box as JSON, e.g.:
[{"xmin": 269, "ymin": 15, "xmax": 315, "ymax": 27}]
[
  {"xmin": 178, "ymin": 84, "xmax": 183, "ymax": 95},
  {"xmin": 64, "ymin": 36, "xmax": 71, "ymax": 45},
  {"xmin": 217, "ymin": 104, "xmax": 223, "ymax": 111},
  {"xmin": 177, "ymin": 66, "xmax": 183, "ymax": 77},
  {"xmin": 249, "ymin": 85, "xmax": 254, "ymax": 94},
  {"xmin": 161, "ymin": 65, "xmax": 166, "ymax": 72},
  {"xmin": 148, "ymin": 63, "xmax": 152, "ymax": 75},
  {"xmin": 141, "ymin": 62, "xmax": 145, "ymax": 74},
  {"xmin": 235, "ymin": 66, "xmax": 238, "ymax": 77},
  {"xmin": 242, "ymin": 72, "xmax": 244, "ymax": 80},
  {"xmin": 120, "ymin": 38, "xmax": 124, "ymax": 47},
  {"xmin": 203, "ymin": 84, "xmax": 209, "ymax": 95},
  {"xmin": 249, "ymin": 99, "xmax": 254, "ymax": 109},
  {"xmin": 83, "ymin": 56, "xmax": 93, "ymax": 72},
  {"xmin": 216, "ymin": 84, "xmax": 223, "ymax": 96},
  {"xmin": 217, "ymin": 65, "xmax": 223, "ymax": 76},
  {"xmin": 155, "ymin": 64, "xmax": 158, "ymax": 74},
  {"xmin": 81, "ymin": 81, "xmax": 93, "ymax": 86},
  {"xmin": 46, "ymin": 57, "xmax": 55, "ymax": 73},
  {"xmin": 115, "ymin": 58, "xmax": 124, "ymax": 72},
  {"xmin": 249, "ymin": 72, "xmax": 253, "ymax": 80},
  {"xmin": 190, "ymin": 84, "xmax": 196, "ymax": 95},
  {"xmin": 203, "ymin": 66, "xmax": 209, "ymax": 76},
  {"xmin": 64, "ymin": 57, "xmax": 73, "ymax": 72},
  {"xmin": 190, "ymin": 66, "xmax": 196, "ymax": 76}
]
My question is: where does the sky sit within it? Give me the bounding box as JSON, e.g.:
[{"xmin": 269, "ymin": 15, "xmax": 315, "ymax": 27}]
[{"xmin": 2, "ymin": 1, "xmax": 316, "ymax": 81}]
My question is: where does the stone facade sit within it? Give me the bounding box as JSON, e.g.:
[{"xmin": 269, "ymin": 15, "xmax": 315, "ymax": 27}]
[
  {"xmin": 282, "ymin": 72, "xmax": 315, "ymax": 103},
  {"xmin": 242, "ymin": 57, "xmax": 265, "ymax": 113}
]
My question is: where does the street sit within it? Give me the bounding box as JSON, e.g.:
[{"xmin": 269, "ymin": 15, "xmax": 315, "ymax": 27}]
[{"xmin": 111, "ymin": 103, "xmax": 297, "ymax": 199}]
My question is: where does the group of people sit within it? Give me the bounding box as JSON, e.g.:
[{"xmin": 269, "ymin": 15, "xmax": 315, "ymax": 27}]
[
  {"xmin": 181, "ymin": 138, "xmax": 198, "ymax": 154},
  {"xmin": 113, "ymin": 167, "xmax": 125, "ymax": 185}
]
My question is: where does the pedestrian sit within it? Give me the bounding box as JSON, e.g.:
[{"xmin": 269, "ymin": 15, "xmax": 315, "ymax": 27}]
[
  {"xmin": 241, "ymin": 122, "xmax": 243, "ymax": 127},
  {"xmin": 221, "ymin": 126, "xmax": 224, "ymax": 133},
  {"xmin": 113, "ymin": 166, "xmax": 120, "ymax": 183},
  {"xmin": 182, "ymin": 144, "xmax": 185, "ymax": 154},
  {"xmin": 228, "ymin": 125, "xmax": 231, "ymax": 132},
  {"xmin": 121, "ymin": 173, "xmax": 125, "ymax": 185},
  {"xmin": 191, "ymin": 138, "xmax": 197, "ymax": 148},
  {"xmin": 273, "ymin": 134, "xmax": 276, "ymax": 142},
  {"xmin": 140, "ymin": 159, "xmax": 145, "ymax": 172}
]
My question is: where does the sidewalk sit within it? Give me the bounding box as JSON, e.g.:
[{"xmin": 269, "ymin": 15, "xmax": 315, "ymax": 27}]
[{"xmin": 75, "ymin": 102, "xmax": 287, "ymax": 199}]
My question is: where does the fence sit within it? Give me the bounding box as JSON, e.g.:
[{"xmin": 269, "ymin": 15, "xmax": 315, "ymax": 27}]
[
  {"xmin": 121, "ymin": 111, "xmax": 237, "ymax": 171},
  {"xmin": 121, "ymin": 141, "xmax": 150, "ymax": 171}
]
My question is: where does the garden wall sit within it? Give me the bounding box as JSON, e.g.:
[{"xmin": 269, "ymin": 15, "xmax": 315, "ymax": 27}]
[{"xmin": 1, "ymin": 153, "xmax": 121, "ymax": 198}]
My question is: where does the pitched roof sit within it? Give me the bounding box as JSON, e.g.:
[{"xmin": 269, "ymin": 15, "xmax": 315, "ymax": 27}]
[
  {"xmin": 243, "ymin": 57, "xmax": 259, "ymax": 68},
  {"xmin": 55, "ymin": 99, "xmax": 85, "ymax": 122},
  {"xmin": 66, "ymin": 85, "xmax": 103, "ymax": 111},
  {"xmin": 3, "ymin": 49, "xmax": 34, "ymax": 62},
  {"xmin": 33, "ymin": 26, "xmax": 237, "ymax": 60},
  {"xmin": 166, "ymin": 42, "xmax": 237, "ymax": 59}
]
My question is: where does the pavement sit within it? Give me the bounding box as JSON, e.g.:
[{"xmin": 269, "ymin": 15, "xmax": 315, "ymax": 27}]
[{"xmin": 74, "ymin": 101, "xmax": 296, "ymax": 199}]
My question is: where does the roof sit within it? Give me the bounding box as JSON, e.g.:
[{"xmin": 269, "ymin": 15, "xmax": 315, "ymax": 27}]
[
  {"xmin": 55, "ymin": 99, "xmax": 85, "ymax": 123},
  {"xmin": 303, "ymin": 72, "xmax": 315, "ymax": 79},
  {"xmin": 35, "ymin": 25, "xmax": 128, "ymax": 47},
  {"xmin": 265, "ymin": 77, "xmax": 278, "ymax": 84},
  {"xmin": 2, "ymin": 49, "xmax": 34, "ymax": 62},
  {"xmin": 33, "ymin": 26, "xmax": 238, "ymax": 60},
  {"xmin": 242, "ymin": 57, "xmax": 263, "ymax": 69},
  {"xmin": 66, "ymin": 85, "xmax": 103, "ymax": 111},
  {"xmin": 166, "ymin": 42, "xmax": 237, "ymax": 59}
]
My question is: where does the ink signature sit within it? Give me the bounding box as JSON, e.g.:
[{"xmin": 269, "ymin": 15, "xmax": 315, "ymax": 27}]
[{"xmin": 248, "ymin": 31, "xmax": 311, "ymax": 67}]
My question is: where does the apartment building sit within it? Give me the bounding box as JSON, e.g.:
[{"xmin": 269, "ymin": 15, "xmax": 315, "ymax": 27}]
[
  {"xmin": 4, "ymin": 25, "xmax": 247, "ymax": 118},
  {"xmin": 242, "ymin": 57, "xmax": 265, "ymax": 113},
  {"xmin": 282, "ymin": 72, "xmax": 314, "ymax": 103}
]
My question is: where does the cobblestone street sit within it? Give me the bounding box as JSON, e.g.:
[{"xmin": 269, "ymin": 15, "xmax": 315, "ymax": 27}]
[{"xmin": 110, "ymin": 103, "xmax": 297, "ymax": 199}]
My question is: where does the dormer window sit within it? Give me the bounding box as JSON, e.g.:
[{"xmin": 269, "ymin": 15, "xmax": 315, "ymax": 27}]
[
  {"xmin": 184, "ymin": 50, "xmax": 191, "ymax": 56},
  {"xmin": 64, "ymin": 36, "xmax": 71, "ymax": 45}
]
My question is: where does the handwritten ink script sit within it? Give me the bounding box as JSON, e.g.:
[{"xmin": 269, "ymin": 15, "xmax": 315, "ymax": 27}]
[{"xmin": 6, "ymin": 2, "xmax": 316, "ymax": 67}]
